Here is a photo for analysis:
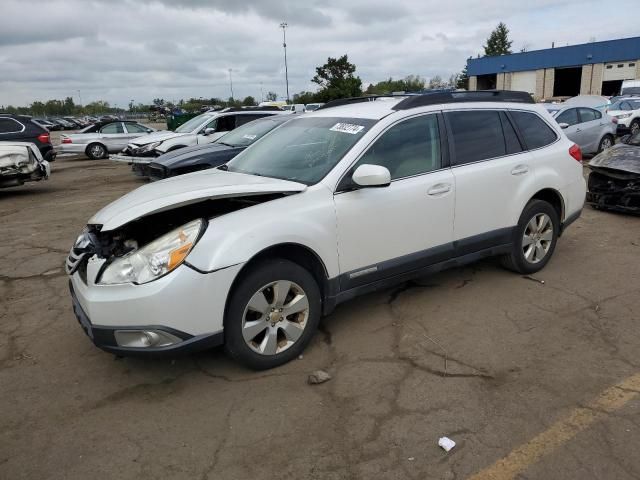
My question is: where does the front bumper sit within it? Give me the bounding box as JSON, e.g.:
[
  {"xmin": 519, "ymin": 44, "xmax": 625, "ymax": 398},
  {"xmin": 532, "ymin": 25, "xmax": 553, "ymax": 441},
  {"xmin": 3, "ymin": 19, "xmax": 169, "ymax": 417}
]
[
  {"xmin": 110, "ymin": 154, "xmax": 155, "ymax": 164},
  {"xmin": 69, "ymin": 257, "xmax": 244, "ymax": 356},
  {"xmin": 70, "ymin": 282, "xmax": 224, "ymax": 357}
]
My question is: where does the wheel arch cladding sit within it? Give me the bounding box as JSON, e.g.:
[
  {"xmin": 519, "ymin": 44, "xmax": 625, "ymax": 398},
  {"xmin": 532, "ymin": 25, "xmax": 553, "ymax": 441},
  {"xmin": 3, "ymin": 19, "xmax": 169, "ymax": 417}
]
[
  {"xmin": 530, "ymin": 188, "xmax": 564, "ymax": 223},
  {"xmin": 226, "ymin": 243, "xmax": 331, "ymax": 317}
]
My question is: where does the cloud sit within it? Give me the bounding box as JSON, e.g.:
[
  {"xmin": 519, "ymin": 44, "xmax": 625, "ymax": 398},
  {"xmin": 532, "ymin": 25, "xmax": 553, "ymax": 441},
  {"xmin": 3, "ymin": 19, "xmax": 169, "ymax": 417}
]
[{"xmin": 0, "ymin": 0, "xmax": 637, "ymax": 107}]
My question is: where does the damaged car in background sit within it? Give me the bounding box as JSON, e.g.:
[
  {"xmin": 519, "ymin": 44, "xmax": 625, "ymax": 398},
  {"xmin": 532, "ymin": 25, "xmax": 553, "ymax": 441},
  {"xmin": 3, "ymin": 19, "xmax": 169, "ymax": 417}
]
[
  {"xmin": 0, "ymin": 142, "xmax": 50, "ymax": 188},
  {"xmin": 587, "ymin": 132, "xmax": 640, "ymax": 214}
]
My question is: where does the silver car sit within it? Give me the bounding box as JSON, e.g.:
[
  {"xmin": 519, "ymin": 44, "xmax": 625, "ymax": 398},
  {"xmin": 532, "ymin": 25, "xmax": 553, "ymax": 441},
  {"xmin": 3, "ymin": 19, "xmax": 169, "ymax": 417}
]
[
  {"xmin": 58, "ymin": 121, "xmax": 158, "ymax": 159},
  {"xmin": 545, "ymin": 105, "xmax": 617, "ymax": 155}
]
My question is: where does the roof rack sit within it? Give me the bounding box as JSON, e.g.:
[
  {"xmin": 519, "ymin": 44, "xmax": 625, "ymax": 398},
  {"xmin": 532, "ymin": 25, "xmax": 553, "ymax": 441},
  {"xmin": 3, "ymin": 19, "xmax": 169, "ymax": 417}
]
[
  {"xmin": 316, "ymin": 94, "xmax": 408, "ymax": 110},
  {"xmin": 392, "ymin": 90, "xmax": 534, "ymax": 110},
  {"xmin": 219, "ymin": 106, "xmax": 282, "ymax": 113}
]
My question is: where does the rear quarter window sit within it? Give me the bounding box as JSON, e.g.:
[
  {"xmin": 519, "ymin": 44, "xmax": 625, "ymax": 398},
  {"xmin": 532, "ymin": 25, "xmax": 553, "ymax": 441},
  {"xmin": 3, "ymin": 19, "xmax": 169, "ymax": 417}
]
[
  {"xmin": 0, "ymin": 118, "xmax": 24, "ymax": 134},
  {"xmin": 510, "ymin": 111, "xmax": 558, "ymax": 150}
]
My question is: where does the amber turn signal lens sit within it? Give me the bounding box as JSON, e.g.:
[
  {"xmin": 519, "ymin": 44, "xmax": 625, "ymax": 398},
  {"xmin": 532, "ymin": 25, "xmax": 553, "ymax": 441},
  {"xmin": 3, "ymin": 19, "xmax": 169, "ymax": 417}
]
[{"xmin": 168, "ymin": 242, "xmax": 193, "ymax": 270}]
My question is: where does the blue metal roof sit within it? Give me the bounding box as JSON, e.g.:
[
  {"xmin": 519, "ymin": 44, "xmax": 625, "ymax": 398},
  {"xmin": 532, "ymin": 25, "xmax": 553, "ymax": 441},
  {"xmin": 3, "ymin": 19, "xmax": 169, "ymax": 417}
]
[{"xmin": 468, "ymin": 36, "xmax": 640, "ymax": 76}]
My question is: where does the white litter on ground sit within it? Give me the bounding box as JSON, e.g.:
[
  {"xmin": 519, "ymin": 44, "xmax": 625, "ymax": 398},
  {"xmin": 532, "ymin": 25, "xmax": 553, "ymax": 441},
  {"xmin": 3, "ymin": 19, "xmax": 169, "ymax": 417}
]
[{"xmin": 438, "ymin": 437, "xmax": 456, "ymax": 452}]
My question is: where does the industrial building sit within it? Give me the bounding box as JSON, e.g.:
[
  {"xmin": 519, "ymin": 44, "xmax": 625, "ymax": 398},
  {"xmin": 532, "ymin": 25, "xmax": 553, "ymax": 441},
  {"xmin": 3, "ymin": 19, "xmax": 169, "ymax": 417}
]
[{"xmin": 467, "ymin": 36, "xmax": 640, "ymax": 100}]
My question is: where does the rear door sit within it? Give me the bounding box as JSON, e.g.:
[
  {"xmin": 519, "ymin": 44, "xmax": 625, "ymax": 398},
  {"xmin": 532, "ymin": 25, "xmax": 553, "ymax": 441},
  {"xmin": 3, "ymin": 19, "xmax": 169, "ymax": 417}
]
[
  {"xmin": 577, "ymin": 108, "xmax": 603, "ymax": 153},
  {"xmin": 0, "ymin": 117, "xmax": 28, "ymax": 142},
  {"xmin": 447, "ymin": 109, "xmax": 531, "ymax": 248}
]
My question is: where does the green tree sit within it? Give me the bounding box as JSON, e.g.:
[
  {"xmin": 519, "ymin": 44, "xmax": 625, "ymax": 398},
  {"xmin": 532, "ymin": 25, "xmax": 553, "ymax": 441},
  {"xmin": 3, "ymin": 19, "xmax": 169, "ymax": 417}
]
[
  {"xmin": 266, "ymin": 91, "xmax": 278, "ymax": 102},
  {"xmin": 293, "ymin": 91, "xmax": 317, "ymax": 104},
  {"xmin": 456, "ymin": 64, "xmax": 469, "ymax": 89},
  {"xmin": 312, "ymin": 54, "xmax": 362, "ymax": 102},
  {"xmin": 63, "ymin": 96, "xmax": 75, "ymax": 115},
  {"xmin": 365, "ymin": 75, "xmax": 426, "ymax": 95},
  {"xmin": 483, "ymin": 22, "xmax": 513, "ymax": 56},
  {"xmin": 242, "ymin": 96, "xmax": 256, "ymax": 106}
]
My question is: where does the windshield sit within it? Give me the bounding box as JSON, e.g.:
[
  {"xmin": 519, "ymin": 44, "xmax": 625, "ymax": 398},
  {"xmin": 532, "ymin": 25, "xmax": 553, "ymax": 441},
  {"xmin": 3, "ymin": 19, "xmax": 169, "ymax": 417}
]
[
  {"xmin": 216, "ymin": 118, "xmax": 287, "ymax": 147},
  {"xmin": 175, "ymin": 113, "xmax": 211, "ymax": 133},
  {"xmin": 225, "ymin": 116, "xmax": 376, "ymax": 185}
]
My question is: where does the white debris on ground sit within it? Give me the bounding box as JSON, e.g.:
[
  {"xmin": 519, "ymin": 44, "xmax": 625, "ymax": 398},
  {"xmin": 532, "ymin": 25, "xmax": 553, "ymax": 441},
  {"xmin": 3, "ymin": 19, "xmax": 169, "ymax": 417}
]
[{"xmin": 438, "ymin": 437, "xmax": 456, "ymax": 452}]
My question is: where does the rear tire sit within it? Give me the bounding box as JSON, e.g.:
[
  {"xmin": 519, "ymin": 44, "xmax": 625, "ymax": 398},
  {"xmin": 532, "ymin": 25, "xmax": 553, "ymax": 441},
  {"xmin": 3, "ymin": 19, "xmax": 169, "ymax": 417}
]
[
  {"xmin": 500, "ymin": 199, "xmax": 559, "ymax": 274},
  {"xmin": 597, "ymin": 134, "xmax": 614, "ymax": 153},
  {"xmin": 224, "ymin": 259, "xmax": 321, "ymax": 370},
  {"xmin": 86, "ymin": 143, "xmax": 107, "ymax": 160}
]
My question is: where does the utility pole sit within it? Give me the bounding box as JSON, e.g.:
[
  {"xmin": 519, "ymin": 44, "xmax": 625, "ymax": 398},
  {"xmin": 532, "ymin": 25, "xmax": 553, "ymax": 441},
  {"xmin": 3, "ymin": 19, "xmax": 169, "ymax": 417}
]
[
  {"xmin": 228, "ymin": 68, "xmax": 234, "ymax": 101},
  {"xmin": 260, "ymin": 82, "xmax": 264, "ymax": 103},
  {"xmin": 77, "ymin": 90, "xmax": 82, "ymax": 109},
  {"xmin": 280, "ymin": 22, "xmax": 290, "ymax": 104}
]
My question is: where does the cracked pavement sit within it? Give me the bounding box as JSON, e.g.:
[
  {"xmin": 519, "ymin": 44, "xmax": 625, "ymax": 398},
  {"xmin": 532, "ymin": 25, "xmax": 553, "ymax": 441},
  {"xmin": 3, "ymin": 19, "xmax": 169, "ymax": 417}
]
[{"xmin": 1, "ymin": 155, "xmax": 639, "ymax": 480}]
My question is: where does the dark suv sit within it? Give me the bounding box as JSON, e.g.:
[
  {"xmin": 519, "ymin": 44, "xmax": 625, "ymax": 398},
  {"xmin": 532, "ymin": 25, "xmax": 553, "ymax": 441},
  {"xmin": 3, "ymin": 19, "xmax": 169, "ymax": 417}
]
[{"xmin": 0, "ymin": 114, "xmax": 56, "ymax": 161}]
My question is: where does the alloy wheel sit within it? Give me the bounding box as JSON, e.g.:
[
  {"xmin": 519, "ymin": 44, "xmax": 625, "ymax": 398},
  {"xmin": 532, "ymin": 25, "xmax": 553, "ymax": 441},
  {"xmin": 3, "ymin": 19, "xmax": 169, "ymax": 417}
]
[
  {"xmin": 241, "ymin": 280, "xmax": 309, "ymax": 355},
  {"xmin": 90, "ymin": 145, "xmax": 105, "ymax": 158},
  {"xmin": 522, "ymin": 213, "xmax": 553, "ymax": 264},
  {"xmin": 601, "ymin": 137, "xmax": 613, "ymax": 150}
]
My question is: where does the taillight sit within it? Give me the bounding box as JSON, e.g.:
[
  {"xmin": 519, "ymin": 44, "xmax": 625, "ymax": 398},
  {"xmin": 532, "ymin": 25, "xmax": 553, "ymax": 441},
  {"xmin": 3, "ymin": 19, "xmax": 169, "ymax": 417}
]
[
  {"xmin": 61, "ymin": 137, "xmax": 72, "ymax": 144},
  {"xmin": 569, "ymin": 144, "xmax": 582, "ymax": 162},
  {"xmin": 37, "ymin": 132, "xmax": 50, "ymax": 144}
]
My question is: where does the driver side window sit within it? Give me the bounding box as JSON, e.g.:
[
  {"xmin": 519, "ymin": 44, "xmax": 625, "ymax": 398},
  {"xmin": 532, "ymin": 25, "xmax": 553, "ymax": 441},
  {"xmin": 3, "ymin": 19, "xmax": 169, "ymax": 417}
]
[{"xmin": 352, "ymin": 114, "xmax": 441, "ymax": 181}]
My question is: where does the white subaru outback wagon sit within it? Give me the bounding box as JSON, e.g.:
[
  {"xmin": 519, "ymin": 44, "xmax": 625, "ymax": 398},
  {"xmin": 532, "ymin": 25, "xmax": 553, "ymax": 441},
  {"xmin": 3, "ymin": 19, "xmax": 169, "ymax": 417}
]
[{"xmin": 67, "ymin": 91, "xmax": 586, "ymax": 369}]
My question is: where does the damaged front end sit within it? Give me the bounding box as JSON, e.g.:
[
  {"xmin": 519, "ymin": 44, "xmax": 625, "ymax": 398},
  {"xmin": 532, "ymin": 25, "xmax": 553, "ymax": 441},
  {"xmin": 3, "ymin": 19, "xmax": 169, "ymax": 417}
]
[
  {"xmin": 0, "ymin": 143, "xmax": 50, "ymax": 188},
  {"xmin": 587, "ymin": 144, "xmax": 640, "ymax": 214},
  {"xmin": 66, "ymin": 194, "xmax": 292, "ymax": 284}
]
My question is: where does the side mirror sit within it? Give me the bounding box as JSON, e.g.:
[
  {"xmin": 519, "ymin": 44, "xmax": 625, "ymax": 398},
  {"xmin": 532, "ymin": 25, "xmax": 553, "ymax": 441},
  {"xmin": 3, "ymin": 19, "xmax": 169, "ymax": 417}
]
[
  {"xmin": 352, "ymin": 164, "xmax": 391, "ymax": 188},
  {"xmin": 558, "ymin": 122, "xmax": 569, "ymax": 129},
  {"xmin": 204, "ymin": 127, "xmax": 215, "ymax": 135}
]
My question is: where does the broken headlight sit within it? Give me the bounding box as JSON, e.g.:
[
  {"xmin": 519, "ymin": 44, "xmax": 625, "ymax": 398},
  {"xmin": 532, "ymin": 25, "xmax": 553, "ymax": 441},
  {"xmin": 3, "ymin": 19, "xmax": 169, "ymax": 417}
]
[
  {"xmin": 139, "ymin": 141, "xmax": 161, "ymax": 153},
  {"xmin": 98, "ymin": 219, "xmax": 204, "ymax": 285}
]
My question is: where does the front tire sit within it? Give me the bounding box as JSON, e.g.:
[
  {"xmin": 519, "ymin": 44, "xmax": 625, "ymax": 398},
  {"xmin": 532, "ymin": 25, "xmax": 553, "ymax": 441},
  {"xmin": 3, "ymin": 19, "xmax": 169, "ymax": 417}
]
[
  {"xmin": 630, "ymin": 120, "xmax": 640, "ymax": 136},
  {"xmin": 501, "ymin": 199, "xmax": 559, "ymax": 274},
  {"xmin": 86, "ymin": 143, "xmax": 107, "ymax": 160},
  {"xmin": 224, "ymin": 259, "xmax": 321, "ymax": 370}
]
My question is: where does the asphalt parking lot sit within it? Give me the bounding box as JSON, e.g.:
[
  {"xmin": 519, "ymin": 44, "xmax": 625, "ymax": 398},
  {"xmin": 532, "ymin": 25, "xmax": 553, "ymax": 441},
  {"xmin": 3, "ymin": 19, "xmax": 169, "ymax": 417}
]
[{"xmin": 1, "ymin": 154, "xmax": 639, "ymax": 480}]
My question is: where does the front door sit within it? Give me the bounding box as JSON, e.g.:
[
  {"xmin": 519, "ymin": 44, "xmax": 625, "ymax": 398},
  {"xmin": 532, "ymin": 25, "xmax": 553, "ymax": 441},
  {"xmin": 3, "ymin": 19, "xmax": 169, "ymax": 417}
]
[{"xmin": 333, "ymin": 113, "xmax": 455, "ymax": 290}]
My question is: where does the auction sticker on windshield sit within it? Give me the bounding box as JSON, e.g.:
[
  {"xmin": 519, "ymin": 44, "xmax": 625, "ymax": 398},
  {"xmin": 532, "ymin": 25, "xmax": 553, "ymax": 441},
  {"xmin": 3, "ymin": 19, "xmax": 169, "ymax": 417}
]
[
  {"xmin": 243, "ymin": 134, "xmax": 257, "ymax": 140},
  {"xmin": 330, "ymin": 123, "xmax": 365, "ymax": 135}
]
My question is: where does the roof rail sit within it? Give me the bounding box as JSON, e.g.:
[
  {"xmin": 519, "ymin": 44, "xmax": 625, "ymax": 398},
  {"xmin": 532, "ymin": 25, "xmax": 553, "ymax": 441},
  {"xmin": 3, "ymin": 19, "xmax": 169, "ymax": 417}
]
[
  {"xmin": 220, "ymin": 106, "xmax": 282, "ymax": 113},
  {"xmin": 392, "ymin": 90, "xmax": 534, "ymax": 110},
  {"xmin": 317, "ymin": 94, "xmax": 408, "ymax": 110}
]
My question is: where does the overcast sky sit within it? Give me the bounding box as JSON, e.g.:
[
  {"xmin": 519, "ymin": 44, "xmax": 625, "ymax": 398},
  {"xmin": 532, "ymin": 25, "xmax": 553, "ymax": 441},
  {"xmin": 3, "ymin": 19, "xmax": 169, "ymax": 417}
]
[{"xmin": 1, "ymin": 0, "xmax": 637, "ymax": 108}]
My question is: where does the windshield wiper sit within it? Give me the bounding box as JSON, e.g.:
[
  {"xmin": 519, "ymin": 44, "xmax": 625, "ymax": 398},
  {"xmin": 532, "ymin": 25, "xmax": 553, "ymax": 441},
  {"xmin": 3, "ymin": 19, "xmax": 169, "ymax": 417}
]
[
  {"xmin": 217, "ymin": 164, "xmax": 229, "ymax": 171},
  {"xmin": 216, "ymin": 142, "xmax": 236, "ymax": 147}
]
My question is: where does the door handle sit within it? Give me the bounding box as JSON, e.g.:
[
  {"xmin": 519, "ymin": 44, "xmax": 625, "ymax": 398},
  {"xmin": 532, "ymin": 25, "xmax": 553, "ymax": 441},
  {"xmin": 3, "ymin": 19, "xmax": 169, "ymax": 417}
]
[
  {"xmin": 511, "ymin": 165, "xmax": 529, "ymax": 176},
  {"xmin": 576, "ymin": 128, "xmax": 582, "ymax": 132},
  {"xmin": 427, "ymin": 183, "xmax": 451, "ymax": 196}
]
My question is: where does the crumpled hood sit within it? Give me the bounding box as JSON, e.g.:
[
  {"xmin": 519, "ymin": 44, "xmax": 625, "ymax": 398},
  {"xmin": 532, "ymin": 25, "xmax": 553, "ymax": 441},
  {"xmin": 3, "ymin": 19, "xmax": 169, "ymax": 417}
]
[
  {"xmin": 130, "ymin": 130, "xmax": 189, "ymax": 146},
  {"xmin": 89, "ymin": 169, "xmax": 307, "ymax": 230},
  {"xmin": 589, "ymin": 144, "xmax": 640, "ymax": 175}
]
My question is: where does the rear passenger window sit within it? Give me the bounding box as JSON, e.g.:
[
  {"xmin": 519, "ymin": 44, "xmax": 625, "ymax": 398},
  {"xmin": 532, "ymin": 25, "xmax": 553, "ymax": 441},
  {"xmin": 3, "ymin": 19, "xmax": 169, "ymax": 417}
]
[
  {"xmin": 578, "ymin": 108, "xmax": 597, "ymax": 122},
  {"xmin": 510, "ymin": 111, "xmax": 557, "ymax": 150},
  {"xmin": 446, "ymin": 110, "xmax": 505, "ymax": 165},
  {"xmin": 0, "ymin": 118, "xmax": 23, "ymax": 134},
  {"xmin": 500, "ymin": 112, "xmax": 522, "ymax": 154},
  {"xmin": 100, "ymin": 123, "xmax": 124, "ymax": 134},
  {"xmin": 353, "ymin": 114, "xmax": 441, "ymax": 180}
]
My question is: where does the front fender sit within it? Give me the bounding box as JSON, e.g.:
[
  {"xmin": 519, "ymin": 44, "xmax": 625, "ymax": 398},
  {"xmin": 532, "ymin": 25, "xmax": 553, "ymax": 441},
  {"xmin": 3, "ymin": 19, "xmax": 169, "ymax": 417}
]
[{"xmin": 186, "ymin": 187, "xmax": 339, "ymax": 278}]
